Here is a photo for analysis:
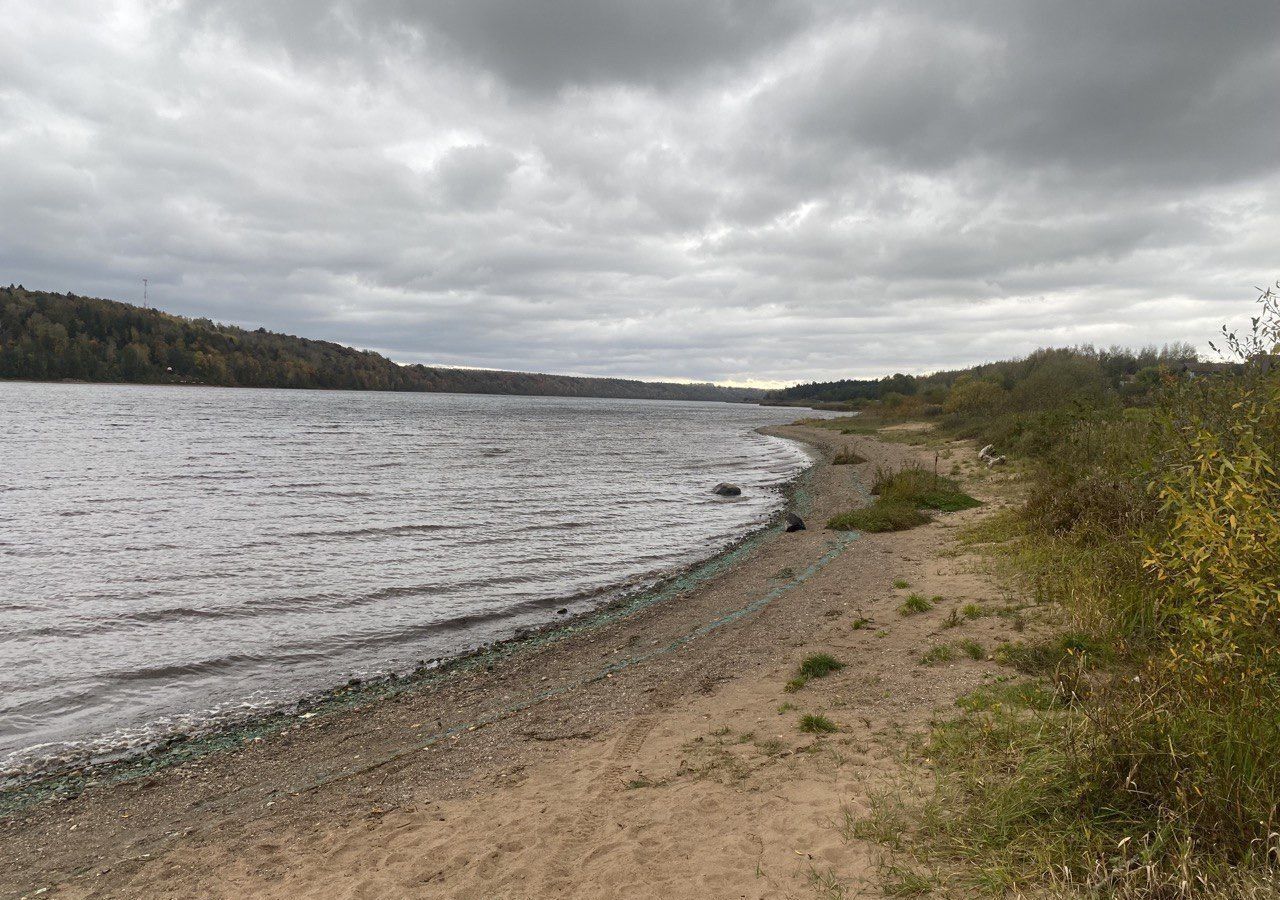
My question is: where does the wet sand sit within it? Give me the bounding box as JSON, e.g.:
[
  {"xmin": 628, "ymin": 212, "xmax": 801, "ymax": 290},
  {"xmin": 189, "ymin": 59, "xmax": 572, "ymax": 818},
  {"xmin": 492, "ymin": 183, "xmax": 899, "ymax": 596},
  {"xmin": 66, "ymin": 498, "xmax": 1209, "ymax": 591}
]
[{"xmin": 1, "ymin": 423, "xmax": 1022, "ymax": 899}]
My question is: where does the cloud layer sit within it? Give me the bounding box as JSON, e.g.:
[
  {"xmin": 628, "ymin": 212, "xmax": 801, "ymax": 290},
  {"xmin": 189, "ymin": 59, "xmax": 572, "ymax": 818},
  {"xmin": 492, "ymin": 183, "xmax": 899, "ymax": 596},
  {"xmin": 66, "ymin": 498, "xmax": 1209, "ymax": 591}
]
[{"xmin": 2, "ymin": 0, "xmax": 1277, "ymax": 384}]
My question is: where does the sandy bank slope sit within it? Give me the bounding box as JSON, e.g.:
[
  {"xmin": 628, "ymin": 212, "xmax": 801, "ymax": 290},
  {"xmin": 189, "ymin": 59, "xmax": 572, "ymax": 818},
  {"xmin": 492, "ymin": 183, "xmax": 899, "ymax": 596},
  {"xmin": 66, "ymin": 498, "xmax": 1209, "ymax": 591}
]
[{"xmin": 3, "ymin": 423, "xmax": 1022, "ymax": 899}]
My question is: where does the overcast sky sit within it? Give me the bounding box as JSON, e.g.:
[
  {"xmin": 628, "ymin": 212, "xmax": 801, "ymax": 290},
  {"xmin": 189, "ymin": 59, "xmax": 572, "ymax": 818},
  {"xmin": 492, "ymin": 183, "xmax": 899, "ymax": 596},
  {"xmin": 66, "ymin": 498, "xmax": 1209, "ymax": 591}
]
[{"xmin": 2, "ymin": 1, "xmax": 1277, "ymax": 385}]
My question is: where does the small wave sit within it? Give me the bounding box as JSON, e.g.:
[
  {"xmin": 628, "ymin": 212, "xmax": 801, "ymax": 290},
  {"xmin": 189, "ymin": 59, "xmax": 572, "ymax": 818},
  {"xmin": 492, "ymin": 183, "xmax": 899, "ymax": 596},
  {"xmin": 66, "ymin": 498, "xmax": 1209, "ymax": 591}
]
[
  {"xmin": 288, "ymin": 522, "xmax": 456, "ymax": 540},
  {"xmin": 104, "ymin": 653, "xmax": 277, "ymax": 686}
]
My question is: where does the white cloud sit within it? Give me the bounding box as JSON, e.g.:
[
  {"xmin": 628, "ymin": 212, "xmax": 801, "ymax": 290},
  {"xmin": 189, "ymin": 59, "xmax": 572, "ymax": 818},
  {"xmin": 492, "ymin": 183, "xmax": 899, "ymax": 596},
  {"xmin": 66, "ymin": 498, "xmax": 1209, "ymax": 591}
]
[{"xmin": 1, "ymin": 0, "xmax": 1276, "ymax": 384}]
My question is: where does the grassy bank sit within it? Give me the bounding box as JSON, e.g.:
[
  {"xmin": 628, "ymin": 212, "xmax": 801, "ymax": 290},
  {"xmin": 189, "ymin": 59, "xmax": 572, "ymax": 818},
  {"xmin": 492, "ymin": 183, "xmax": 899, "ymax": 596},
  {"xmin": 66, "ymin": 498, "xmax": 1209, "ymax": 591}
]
[
  {"xmin": 827, "ymin": 465, "xmax": 979, "ymax": 533},
  {"xmin": 851, "ymin": 286, "xmax": 1280, "ymax": 897}
]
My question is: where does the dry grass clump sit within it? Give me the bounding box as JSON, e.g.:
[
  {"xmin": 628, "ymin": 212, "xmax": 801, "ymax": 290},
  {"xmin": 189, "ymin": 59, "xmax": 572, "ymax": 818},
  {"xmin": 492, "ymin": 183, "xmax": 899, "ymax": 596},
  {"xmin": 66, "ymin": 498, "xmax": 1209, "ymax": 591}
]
[{"xmin": 832, "ymin": 447, "xmax": 868, "ymax": 465}]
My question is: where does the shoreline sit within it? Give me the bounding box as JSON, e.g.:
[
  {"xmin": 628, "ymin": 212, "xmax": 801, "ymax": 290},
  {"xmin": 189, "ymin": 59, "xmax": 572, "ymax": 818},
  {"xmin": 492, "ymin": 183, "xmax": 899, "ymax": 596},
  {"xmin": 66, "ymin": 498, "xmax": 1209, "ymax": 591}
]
[
  {"xmin": 0, "ymin": 426, "xmax": 822, "ymax": 813},
  {"xmin": 1, "ymin": 420, "xmax": 1010, "ymax": 899}
]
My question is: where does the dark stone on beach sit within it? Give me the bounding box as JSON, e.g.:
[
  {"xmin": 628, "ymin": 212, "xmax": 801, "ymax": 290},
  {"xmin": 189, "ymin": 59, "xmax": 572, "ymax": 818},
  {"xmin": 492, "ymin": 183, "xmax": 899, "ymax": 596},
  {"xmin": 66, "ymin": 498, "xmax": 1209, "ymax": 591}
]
[
  {"xmin": 785, "ymin": 513, "xmax": 806, "ymax": 532},
  {"xmin": 713, "ymin": 482, "xmax": 742, "ymax": 497},
  {"xmin": 556, "ymin": 607, "xmax": 568, "ymax": 615}
]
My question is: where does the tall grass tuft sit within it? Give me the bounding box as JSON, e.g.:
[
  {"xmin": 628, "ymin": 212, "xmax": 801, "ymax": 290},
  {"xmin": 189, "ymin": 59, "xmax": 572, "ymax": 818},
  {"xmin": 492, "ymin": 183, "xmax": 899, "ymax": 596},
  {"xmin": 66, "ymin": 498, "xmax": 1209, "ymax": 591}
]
[
  {"xmin": 830, "ymin": 465, "xmax": 979, "ymax": 532},
  {"xmin": 873, "ymin": 465, "xmax": 982, "ymax": 512}
]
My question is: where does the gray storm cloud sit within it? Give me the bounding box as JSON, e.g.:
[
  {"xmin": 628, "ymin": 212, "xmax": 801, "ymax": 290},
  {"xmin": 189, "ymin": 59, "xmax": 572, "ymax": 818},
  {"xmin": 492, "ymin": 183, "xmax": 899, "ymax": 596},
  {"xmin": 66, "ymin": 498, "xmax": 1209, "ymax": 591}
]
[{"xmin": 0, "ymin": 0, "xmax": 1276, "ymax": 385}]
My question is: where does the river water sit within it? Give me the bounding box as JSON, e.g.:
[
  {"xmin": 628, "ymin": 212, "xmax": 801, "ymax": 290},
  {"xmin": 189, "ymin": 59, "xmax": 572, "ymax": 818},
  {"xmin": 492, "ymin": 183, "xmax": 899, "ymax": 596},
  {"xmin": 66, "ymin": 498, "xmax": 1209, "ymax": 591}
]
[{"xmin": 0, "ymin": 383, "xmax": 816, "ymax": 781}]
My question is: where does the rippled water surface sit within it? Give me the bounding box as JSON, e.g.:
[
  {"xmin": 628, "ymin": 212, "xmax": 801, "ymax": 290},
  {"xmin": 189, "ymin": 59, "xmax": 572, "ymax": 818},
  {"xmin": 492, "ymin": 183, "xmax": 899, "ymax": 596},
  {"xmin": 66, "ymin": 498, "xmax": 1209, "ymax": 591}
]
[{"xmin": 1, "ymin": 383, "xmax": 816, "ymax": 778}]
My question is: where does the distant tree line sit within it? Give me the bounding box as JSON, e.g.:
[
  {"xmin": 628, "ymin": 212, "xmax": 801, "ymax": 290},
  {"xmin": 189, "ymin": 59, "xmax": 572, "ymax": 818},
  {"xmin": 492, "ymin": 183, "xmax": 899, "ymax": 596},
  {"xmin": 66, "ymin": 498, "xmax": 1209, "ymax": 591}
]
[
  {"xmin": 763, "ymin": 344, "xmax": 1200, "ymax": 411},
  {"xmin": 765, "ymin": 372, "xmax": 919, "ymax": 405},
  {"xmin": 0, "ymin": 287, "xmax": 764, "ymax": 402}
]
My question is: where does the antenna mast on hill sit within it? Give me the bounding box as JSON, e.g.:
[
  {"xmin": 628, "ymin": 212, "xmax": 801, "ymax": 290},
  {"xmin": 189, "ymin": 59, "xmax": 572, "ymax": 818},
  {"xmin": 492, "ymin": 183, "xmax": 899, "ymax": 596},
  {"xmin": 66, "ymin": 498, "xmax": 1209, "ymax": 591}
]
[{"xmin": 142, "ymin": 278, "xmax": 148, "ymax": 309}]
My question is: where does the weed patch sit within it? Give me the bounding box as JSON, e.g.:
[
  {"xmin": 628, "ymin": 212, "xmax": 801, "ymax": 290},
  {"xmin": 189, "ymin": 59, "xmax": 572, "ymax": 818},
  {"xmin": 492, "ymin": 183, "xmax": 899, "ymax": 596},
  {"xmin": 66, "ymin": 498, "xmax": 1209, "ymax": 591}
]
[
  {"xmin": 799, "ymin": 714, "xmax": 838, "ymax": 734},
  {"xmin": 899, "ymin": 594, "xmax": 933, "ymax": 615},
  {"xmin": 995, "ymin": 633, "xmax": 1109, "ymax": 674},
  {"xmin": 881, "ymin": 866, "xmax": 934, "ymax": 897},
  {"xmin": 919, "ymin": 644, "xmax": 955, "ymax": 665},
  {"xmin": 799, "ymin": 653, "xmax": 845, "ymax": 679},
  {"xmin": 787, "ymin": 653, "xmax": 845, "ymax": 691}
]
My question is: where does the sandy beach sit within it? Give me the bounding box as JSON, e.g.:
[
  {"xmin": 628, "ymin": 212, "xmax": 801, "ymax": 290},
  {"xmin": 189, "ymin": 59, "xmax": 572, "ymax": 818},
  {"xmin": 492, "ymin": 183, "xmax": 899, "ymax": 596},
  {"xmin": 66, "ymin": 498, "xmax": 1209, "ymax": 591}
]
[{"xmin": 2, "ymin": 422, "xmax": 1022, "ymax": 899}]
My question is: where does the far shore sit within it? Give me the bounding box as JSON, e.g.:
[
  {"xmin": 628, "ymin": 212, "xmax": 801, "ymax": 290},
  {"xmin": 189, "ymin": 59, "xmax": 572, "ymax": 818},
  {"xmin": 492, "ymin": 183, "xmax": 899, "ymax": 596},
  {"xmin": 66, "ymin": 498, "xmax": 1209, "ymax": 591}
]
[{"xmin": 0, "ymin": 375, "xmax": 800, "ymax": 405}]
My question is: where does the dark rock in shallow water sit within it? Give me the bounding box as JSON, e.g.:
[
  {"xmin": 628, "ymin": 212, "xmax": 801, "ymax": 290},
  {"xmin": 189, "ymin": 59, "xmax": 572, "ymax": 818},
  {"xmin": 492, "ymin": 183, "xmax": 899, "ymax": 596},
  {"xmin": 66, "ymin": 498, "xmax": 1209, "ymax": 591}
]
[
  {"xmin": 556, "ymin": 607, "xmax": 568, "ymax": 615},
  {"xmin": 785, "ymin": 513, "xmax": 806, "ymax": 532},
  {"xmin": 713, "ymin": 482, "xmax": 742, "ymax": 497}
]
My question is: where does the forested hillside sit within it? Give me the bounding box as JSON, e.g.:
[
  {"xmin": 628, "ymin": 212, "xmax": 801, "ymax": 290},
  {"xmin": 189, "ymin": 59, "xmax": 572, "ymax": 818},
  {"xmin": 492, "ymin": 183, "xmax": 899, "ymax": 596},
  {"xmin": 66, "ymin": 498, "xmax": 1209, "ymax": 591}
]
[{"xmin": 0, "ymin": 287, "xmax": 763, "ymax": 402}]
